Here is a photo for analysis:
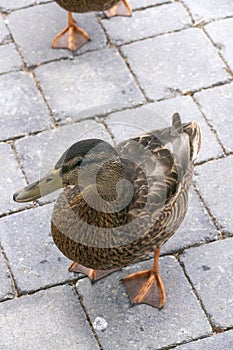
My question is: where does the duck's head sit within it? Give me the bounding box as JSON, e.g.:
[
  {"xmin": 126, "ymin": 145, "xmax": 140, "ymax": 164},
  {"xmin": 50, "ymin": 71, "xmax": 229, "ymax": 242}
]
[{"xmin": 13, "ymin": 139, "xmax": 121, "ymax": 203}]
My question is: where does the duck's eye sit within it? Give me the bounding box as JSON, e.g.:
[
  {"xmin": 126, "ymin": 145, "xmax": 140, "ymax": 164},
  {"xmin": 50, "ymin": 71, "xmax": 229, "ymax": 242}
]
[{"xmin": 45, "ymin": 177, "xmax": 53, "ymax": 183}]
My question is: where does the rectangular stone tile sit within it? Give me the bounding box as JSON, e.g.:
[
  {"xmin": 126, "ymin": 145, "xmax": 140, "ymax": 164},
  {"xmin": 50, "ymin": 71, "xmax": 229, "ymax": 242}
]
[
  {"xmin": 0, "ymin": 252, "xmax": 14, "ymax": 301},
  {"xmin": 206, "ymin": 17, "xmax": 233, "ymax": 72},
  {"xmin": 182, "ymin": 0, "xmax": 233, "ymax": 21},
  {"xmin": 0, "ymin": 143, "xmax": 28, "ymax": 215},
  {"xmin": 0, "ymin": 285, "xmax": 99, "ymax": 350},
  {"xmin": 122, "ymin": 28, "xmax": 230, "ymax": 101},
  {"xmin": 0, "ymin": 204, "xmax": 78, "ymax": 293},
  {"xmin": 102, "ymin": 2, "xmax": 191, "ymax": 45},
  {"xmin": 35, "ymin": 48, "xmax": 144, "ymax": 123},
  {"xmin": 105, "ymin": 95, "xmax": 223, "ymax": 163},
  {"xmin": 0, "ymin": 15, "xmax": 10, "ymax": 44},
  {"xmin": 77, "ymin": 256, "xmax": 211, "ymax": 349},
  {"xmin": 0, "ymin": 44, "xmax": 22, "ymax": 74},
  {"xmin": 8, "ymin": 3, "xmax": 107, "ymax": 66},
  {"xmin": 175, "ymin": 330, "xmax": 233, "ymax": 350},
  {"xmin": 0, "ymin": 0, "xmax": 51, "ymax": 12},
  {"xmin": 181, "ymin": 238, "xmax": 233, "ymax": 329},
  {"xmin": 196, "ymin": 156, "xmax": 233, "ymax": 236},
  {"xmin": 0, "ymin": 71, "xmax": 52, "ymax": 141},
  {"xmin": 161, "ymin": 188, "xmax": 218, "ymax": 255},
  {"xmin": 195, "ymin": 84, "xmax": 233, "ymax": 153},
  {"xmin": 130, "ymin": 0, "xmax": 171, "ymax": 10}
]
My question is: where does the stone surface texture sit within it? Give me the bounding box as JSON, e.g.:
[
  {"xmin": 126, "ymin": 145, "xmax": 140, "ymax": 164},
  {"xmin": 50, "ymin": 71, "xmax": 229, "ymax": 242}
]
[{"xmin": 0, "ymin": 1, "xmax": 232, "ymax": 349}]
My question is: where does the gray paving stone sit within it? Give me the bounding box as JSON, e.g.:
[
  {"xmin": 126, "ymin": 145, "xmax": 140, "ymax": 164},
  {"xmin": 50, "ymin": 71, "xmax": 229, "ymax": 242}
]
[
  {"xmin": 0, "ymin": 253, "xmax": 14, "ymax": 301},
  {"xmin": 0, "ymin": 44, "xmax": 22, "ymax": 74},
  {"xmin": 161, "ymin": 188, "xmax": 218, "ymax": 255},
  {"xmin": 77, "ymin": 256, "xmax": 211, "ymax": 349},
  {"xmin": 0, "ymin": 0, "xmax": 51, "ymax": 12},
  {"xmin": 182, "ymin": 0, "xmax": 233, "ymax": 21},
  {"xmin": 175, "ymin": 330, "xmax": 233, "ymax": 350},
  {"xmin": 181, "ymin": 238, "xmax": 233, "ymax": 329},
  {"xmin": 35, "ymin": 48, "xmax": 144, "ymax": 123},
  {"xmin": 130, "ymin": 0, "xmax": 171, "ymax": 10},
  {"xmin": 0, "ymin": 15, "xmax": 10, "ymax": 44},
  {"xmin": 122, "ymin": 28, "xmax": 230, "ymax": 101},
  {"xmin": 105, "ymin": 95, "xmax": 223, "ymax": 162},
  {"xmin": 0, "ymin": 285, "xmax": 99, "ymax": 350},
  {"xmin": 0, "ymin": 143, "xmax": 28, "ymax": 215},
  {"xmin": 102, "ymin": 3, "xmax": 191, "ymax": 45},
  {"xmin": 0, "ymin": 71, "xmax": 52, "ymax": 141},
  {"xmin": 195, "ymin": 156, "xmax": 233, "ymax": 236},
  {"xmin": 195, "ymin": 84, "xmax": 233, "ymax": 153},
  {"xmin": 0, "ymin": 204, "xmax": 77, "ymax": 293},
  {"xmin": 8, "ymin": 3, "xmax": 107, "ymax": 66},
  {"xmin": 206, "ymin": 18, "xmax": 233, "ymax": 75}
]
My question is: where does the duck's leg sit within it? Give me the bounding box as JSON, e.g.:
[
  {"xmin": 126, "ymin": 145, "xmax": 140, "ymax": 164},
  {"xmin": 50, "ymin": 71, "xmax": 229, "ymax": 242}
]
[
  {"xmin": 104, "ymin": 0, "xmax": 132, "ymax": 18},
  {"xmin": 123, "ymin": 248, "xmax": 166, "ymax": 308},
  {"xmin": 69, "ymin": 262, "xmax": 120, "ymax": 282},
  {"xmin": 52, "ymin": 12, "xmax": 90, "ymax": 51}
]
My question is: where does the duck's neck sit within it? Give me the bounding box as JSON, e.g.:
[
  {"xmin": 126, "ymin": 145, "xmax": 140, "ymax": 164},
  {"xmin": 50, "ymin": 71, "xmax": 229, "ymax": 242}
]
[{"xmin": 95, "ymin": 160, "xmax": 127, "ymax": 202}]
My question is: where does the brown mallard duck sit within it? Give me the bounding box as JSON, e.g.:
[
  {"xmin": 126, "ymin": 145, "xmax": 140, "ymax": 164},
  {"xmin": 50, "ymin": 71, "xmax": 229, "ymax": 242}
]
[
  {"xmin": 13, "ymin": 114, "xmax": 201, "ymax": 308},
  {"xmin": 52, "ymin": 0, "xmax": 132, "ymax": 51}
]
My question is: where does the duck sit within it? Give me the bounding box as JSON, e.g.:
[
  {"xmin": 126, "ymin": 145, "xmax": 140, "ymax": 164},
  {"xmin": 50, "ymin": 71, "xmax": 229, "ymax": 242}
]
[
  {"xmin": 13, "ymin": 113, "xmax": 201, "ymax": 308},
  {"xmin": 52, "ymin": 0, "xmax": 132, "ymax": 51}
]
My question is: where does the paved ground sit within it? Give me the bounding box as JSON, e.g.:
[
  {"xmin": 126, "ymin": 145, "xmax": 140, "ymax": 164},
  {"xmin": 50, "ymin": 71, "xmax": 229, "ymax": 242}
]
[{"xmin": 0, "ymin": 0, "xmax": 233, "ymax": 349}]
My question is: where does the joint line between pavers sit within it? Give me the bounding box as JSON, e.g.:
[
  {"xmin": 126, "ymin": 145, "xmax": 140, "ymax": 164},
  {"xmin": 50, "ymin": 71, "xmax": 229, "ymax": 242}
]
[
  {"xmin": 75, "ymin": 285, "xmax": 105, "ymax": 350},
  {"xmin": 177, "ymin": 254, "xmax": 215, "ymax": 332},
  {"xmin": 193, "ymin": 184, "xmax": 223, "ymax": 238},
  {"xmin": 191, "ymin": 94, "xmax": 228, "ymax": 155},
  {"xmin": 202, "ymin": 27, "xmax": 233, "ymax": 79},
  {"xmin": 0, "ymin": 243, "xmax": 19, "ymax": 298}
]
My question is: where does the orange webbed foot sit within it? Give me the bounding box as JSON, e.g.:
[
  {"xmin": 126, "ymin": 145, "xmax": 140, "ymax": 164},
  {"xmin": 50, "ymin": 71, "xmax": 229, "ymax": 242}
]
[
  {"xmin": 123, "ymin": 269, "xmax": 166, "ymax": 308},
  {"xmin": 69, "ymin": 262, "xmax": 120, "ymax": 282},
  {"xmin": 52, "ymin": 12, "xmax": 90, "ymax": 51},
  {"xmin": 104, "ymin": 0, "xmax": 132, "ymax": 18},
  {"xmin": 123, "ymin": 248, "xmax": 166, "ymax": 308}
]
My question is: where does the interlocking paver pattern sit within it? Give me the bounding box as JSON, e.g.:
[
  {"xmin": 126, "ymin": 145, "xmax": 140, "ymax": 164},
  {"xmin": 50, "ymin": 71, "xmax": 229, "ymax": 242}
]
[
  {"xmin": 0, "ymin": 1, "xmax": 232, "ymax": 349},
  {"xmin": 0, "ymin": 285, "xmax": 99, "ymax": 350},
  {"xmin": 77, "ymin": 257, "xmax": 211, "ymax": 349},
  {"xmin": 181, "ymin": 238, "xmax": 233, "ymax": 329},
  {"xmin": 102, "ymin": 2, "xmax": 191, "ymax": 45}
]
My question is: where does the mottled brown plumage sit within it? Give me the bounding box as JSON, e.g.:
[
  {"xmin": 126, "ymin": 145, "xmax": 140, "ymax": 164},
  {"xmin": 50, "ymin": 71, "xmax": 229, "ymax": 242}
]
[
  {"xmin": 55, "ymin": 0, "xmax": 121, "ymax": 13},
  {"xmin": 13, "ymin": 114, "xmax": 201, "ymax": 308}
]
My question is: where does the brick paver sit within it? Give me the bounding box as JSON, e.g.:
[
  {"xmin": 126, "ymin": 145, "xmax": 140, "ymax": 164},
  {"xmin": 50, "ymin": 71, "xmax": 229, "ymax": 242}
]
[
  {"xmin": 102, "ymin": 2, "xmax": 191, "ymax": 45},
  {"xmin": 196, "ymin": 155, "xmax": 233, "ymax": 236},
  {"xmin": 0, "ymin": 71, "xmax": 52, "ymax": 141},
  {"xmin": 206, "ymin": 18, "xmax": 233, "ymax": 73},
  {"xmin": 0, "ymin": 285, "xmax": 99, "ymax": 350},
  {"xmin": 0, "ymin": 15, "xmax": 10, "ymax": 44},
  {"xmin": 0, "ymin": 1, "xmax": 232, "ymax": 349},
  {"xmin": 181, "ymin": 238, "xmax": 233, "ymax": 329},
  {"xmin": 0, "ymin": 253, "xmax": 14, "ymax": 302}
]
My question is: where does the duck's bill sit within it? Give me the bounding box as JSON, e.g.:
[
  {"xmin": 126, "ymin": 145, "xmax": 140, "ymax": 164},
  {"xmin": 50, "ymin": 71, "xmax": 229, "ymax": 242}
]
[{"xmin": 13, "ymin": 168, "xmax": 62, "ymax": 203}]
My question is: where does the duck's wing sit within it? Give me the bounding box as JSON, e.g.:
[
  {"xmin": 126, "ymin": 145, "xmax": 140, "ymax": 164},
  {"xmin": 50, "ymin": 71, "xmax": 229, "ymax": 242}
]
[{"xmin": 116, "ymin": 114, "xmax": 191, "ymax": 218}]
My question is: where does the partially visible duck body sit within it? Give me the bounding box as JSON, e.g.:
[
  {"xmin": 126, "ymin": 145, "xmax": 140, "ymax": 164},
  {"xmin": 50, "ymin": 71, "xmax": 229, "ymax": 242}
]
[{"xmin": 53, "ymin": 0, "xmax": 132, "ymax": 51}]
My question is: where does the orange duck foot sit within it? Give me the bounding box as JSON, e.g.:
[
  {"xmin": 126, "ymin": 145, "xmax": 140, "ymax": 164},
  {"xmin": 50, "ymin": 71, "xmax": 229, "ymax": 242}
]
[
  {"xmin": 123, "ymin": 269, "xmax": 166, "ymax": 308},
  {"xmin": 69, "ymin": 262, "xmax": 120, "ymax": 282},
  {"xmin": 123, "ymin": 248, "xmax": 166, "ymax": 308},
  {"xmin": 104, "ymin": 0, "xmax": 132, "ymax": 18},
  {"xmin": 52, "ymin": 12, "xmax": 90, "ymax": 51}
]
